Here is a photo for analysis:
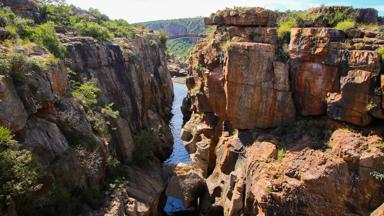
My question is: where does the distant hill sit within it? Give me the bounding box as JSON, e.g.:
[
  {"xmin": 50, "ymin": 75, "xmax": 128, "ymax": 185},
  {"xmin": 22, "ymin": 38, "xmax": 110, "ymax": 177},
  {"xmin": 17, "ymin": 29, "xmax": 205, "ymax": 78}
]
[
  {"xmin": 137, "ymin": 17, "xmax": 208, "ymax": 60},
  {"xmin": 138, "ymin": 17, "xmax": 207, "ymax": 36}
]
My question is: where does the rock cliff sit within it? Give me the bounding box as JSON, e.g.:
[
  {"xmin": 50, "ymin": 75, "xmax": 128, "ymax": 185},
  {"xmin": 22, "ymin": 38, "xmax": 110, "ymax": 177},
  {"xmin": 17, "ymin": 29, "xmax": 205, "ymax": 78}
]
[
  {"xmin": 0, "ymin": 1, "xmax": 174, "ymax": 215},
  {"xmin": 182, "ymin": 6, "xmax": 384, "ymax": 216}
]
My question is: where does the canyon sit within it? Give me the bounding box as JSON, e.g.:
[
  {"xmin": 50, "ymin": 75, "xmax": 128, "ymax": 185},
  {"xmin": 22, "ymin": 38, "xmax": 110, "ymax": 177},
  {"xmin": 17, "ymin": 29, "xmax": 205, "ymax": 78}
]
[
  {"xmin": 180, "ymin": 6, "xmax": 384, "ymax": 216},
  {"xmin": 0, "ymin": 1, "xmax": 383, "ymax": 216}
]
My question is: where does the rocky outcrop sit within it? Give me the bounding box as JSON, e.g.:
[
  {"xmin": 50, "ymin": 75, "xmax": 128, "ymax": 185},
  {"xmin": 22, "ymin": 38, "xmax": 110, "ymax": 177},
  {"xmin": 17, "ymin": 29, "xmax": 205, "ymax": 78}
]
[
  {"xmin": 0, "ymin": 5, "xmax": 174, "ymax": 214},
  {"xmin": 165, "ymin": 171, "xmax": 206, "ymax": 209},
  {"xmin": 0, "ymin": 74, "xmax": 28, "ymax": 131},
  {"xmin": 63, "ymin": 35, "xmax": 174, "ymax": 162},
  {"xmin": 225, "ymin": 42, "xmax": 295, "ymax": 129},
  {"xmin": 185, "ymin": 12, "xmax": 296, "ymax": 130},
  {"xmin": 0, "ymin": 0, "xmax": 40, "ymax": 20},
  {"xmin": 182, "ymin": 6, "xmax": 384, "ymax": 216},
  {"xmin": 289, "ymin": 28, "xmax": 344, "ymax": 116},
  {"xmin": 93, "ymin": 163, "xmax": 166, "ymax": 216},
  {"xmin": 307, "ymin": 6, "xmax": 380, "ymax": 25},
  {"xmin": 204, "ymin": 7, "xmax": 278, "ymax": 26},
  {"xmin": 327, "ymin": 70, "xmax": 375, "ymax": 126}
]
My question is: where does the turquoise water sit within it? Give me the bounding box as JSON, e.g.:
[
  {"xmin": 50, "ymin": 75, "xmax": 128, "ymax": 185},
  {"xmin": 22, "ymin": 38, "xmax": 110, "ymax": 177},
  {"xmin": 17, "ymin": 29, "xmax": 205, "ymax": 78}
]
[{"xmin": 165, "ymin": 82, "xmax": 191, "ymax": 165}]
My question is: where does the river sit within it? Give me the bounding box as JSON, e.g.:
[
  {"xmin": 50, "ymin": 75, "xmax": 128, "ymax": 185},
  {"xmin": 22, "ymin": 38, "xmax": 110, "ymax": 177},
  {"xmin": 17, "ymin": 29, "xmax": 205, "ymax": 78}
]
[
  {"xmin": 165, "ymin": 82, "xmax": 191, "ymax": 165},
  {"xmin": 164, "ymin": 82, "xmax": 192, "ymax": 215}
]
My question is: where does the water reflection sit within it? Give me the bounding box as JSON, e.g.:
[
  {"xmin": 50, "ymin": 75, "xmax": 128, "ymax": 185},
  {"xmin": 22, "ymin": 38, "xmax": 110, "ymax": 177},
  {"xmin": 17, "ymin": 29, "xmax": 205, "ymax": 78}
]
[
  {"xmin": 164, "ymin": 82, "xmax": 192, "ymax": 215},
  {"xmin": 165, "ymin": 82, "xmax": 191, "ymax": 165}
]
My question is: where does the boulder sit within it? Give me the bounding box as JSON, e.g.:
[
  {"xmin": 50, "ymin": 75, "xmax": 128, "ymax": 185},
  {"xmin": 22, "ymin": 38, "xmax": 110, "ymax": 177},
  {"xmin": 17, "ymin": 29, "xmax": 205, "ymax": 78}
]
[
  {"xmin": 0, "ymin": 74, "xmax": 28, "ymax": 131},
  {"xmin": 327, "ymin": 70, "xmax": 375, "ymax": 126},
  {"xmin": 91, "ymin": 163, "xmax": 167, "ymax": 216},
  {"xmin": 165, "ymin": 171, "xmax": 206, "ymax": 208},
  {"xmin": 24, "ymin": 117, "xmax": 69, "ymax": 168},
  {"xmin": 204, "ymin": 7, "xmax": 278, "ymax": 27},
  {"xmin": 225, "ymin": 42, "xmax": 295, "ymax": 129},
  {"xmin": 289, "ymin": 28, "xmax": 345, "ymax": 64}
]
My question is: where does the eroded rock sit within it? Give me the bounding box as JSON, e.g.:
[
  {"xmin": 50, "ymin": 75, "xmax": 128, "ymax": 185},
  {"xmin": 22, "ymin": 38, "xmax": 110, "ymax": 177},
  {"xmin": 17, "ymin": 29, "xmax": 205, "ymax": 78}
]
[
  {"xmin": 327, "ymin": 70, "xmax": 375, "ymax": 126},
  {"xmin": 225, "ymin": 42, "xmax": 295, "ymax": 129}
]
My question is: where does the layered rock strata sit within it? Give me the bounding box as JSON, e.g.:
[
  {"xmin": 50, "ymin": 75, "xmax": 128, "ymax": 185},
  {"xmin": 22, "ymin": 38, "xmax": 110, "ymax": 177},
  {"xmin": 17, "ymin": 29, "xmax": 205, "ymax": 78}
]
[
  {"xmin": 182, "ymin": 6, "xmax": 384, "ymax": 216},
  {"xmin": 0, "ymin": 3, "xmax": 174, "ymax": 214}
]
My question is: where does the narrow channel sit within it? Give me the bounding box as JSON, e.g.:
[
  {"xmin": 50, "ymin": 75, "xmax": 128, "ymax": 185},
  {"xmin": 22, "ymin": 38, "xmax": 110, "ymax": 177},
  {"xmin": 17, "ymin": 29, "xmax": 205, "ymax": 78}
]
[
  {"xmin": 164, "ymin": 82, "xmax": 192, "ymax": 215},
  {"xmin": 165, "ymin": 82, "xmax": 191, "ymax": 165}
]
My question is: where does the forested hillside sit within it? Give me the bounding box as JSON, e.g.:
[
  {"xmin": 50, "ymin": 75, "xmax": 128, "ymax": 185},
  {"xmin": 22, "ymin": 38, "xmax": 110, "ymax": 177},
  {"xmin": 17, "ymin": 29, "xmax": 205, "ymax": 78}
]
[{"xmin": 138, "ymin": 17, "xmax": 208, "ymax": 60}]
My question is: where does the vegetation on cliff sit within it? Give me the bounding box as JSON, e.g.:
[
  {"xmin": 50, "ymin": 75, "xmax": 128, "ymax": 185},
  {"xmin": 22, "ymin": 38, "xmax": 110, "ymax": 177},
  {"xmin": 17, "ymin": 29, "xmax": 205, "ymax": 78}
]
[
  {"xmin": 0, "ymin": 0, "xmax": 174, "ymax": 215},
  {"xmin": 0, "ymin": 127, "xmax": 38, "ymax": 204}
]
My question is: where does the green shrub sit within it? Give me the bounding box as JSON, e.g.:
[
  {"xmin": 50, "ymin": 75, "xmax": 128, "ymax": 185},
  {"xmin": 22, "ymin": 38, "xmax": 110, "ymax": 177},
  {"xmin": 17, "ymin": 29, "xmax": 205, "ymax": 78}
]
[
  {"xmin": 0, "ymin": 127, "xmax": 38, "ymax": 204},
  {"xmin": 42, "ymin": 4, "xmax": 75, "ymax": 27},
  {"xmin": 88, "ymin": 8, "xmax": 109, "ymax": 23},
  {"xmin": 149, "ymin": 39, "xmax": 158, "ymax": 48},
  {"xmin": 0, "ymin": 8, "xmax": 17, "ymax": 28},
  {"xmin": 71, "ymin": 79, "xmax": 101, "ymax": 106},
  {"xmin": 71, "ymin": 80, "xmax": 120, "ymax": 140},
  {"xmin": 0, "ymin": 8, "xmax": 34, "ymax": 38},
  {"xmin": 0, "ymin": 127, "xmax": 13, "ymax": 145},
  {"xmin": 335, "ymin": 19, "xmax": 356, "ymax": 31},
  {"xmin": 377, "ymin": 47, "xmax": 384, "ymax": 61},
  {"xmin": 31, "ymin": 22, "xmax": 66, "ymax": 58},
  {"xmin": 159, "ymin": 30, "xmax": 168, "ymax": 45},
  {"xmin": 106, "ymin": 157, "xmax": 129, "ymax": 181},
  {"xmin": 3, "ymin": 53, "xmax": 48, "ymax": 82},
  {"xmin": 36, "ymin": 187, "xmax": 83, "ymax": 216},
  {"xmin": 74, "ymin": 21, "xmax": 114, "ymax": 41},
  {"xmin": 132, "ymin": 130, "xmax": 158, "ymax": 164},
  {"xmin": 101, "ymin": 103, "xmax": 119, "ymax": 119},
  {"xmin": 277, "ymin": 17, "xmax": 297, "ymax": 39},
  {"xmin": 87, "ymin": 111, "xmax": 110, "ymax": 139},
  {"xmin": 102, "ymin": 19, "xmax": 135, "ymax": 39},
  {"xmin": 13, "ymin": 17, "xmax": 34, "ymax": 37},
  {"xmin": 277, "ymin": 142, "xmax": 286, "ymax": 161},
  {"xmin": 306, "ymin": 7, "xmax": 357, "ymax": 27}
]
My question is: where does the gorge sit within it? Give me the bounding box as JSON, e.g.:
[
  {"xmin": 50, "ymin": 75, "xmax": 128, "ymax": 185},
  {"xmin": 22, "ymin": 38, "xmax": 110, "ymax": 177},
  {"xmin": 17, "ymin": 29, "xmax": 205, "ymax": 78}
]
[{"xmin": 0, "ymin": 1, "xmax": 384, "ymax": 216}]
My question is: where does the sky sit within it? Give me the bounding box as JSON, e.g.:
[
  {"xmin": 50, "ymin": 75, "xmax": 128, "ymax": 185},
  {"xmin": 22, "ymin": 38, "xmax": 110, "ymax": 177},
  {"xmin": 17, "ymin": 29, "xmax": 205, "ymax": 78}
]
[{"xmin": 65, "ymin": 0, "xmax": 384, "ymax": 23}]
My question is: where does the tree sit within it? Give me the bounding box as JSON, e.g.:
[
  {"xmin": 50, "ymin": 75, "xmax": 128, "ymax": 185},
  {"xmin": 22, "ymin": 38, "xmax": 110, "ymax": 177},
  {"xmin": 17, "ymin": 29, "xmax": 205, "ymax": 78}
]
[{"xmin": 0, "ymin": 127, "xmax": 38, "ymax": 205}]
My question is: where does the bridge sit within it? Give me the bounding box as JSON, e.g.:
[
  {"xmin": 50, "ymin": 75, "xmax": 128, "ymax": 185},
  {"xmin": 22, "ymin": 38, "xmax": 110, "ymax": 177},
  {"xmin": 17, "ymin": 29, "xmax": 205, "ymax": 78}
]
[{"xmin": 168, "ymin": 33, "xmax": 207, "ymax": 40}]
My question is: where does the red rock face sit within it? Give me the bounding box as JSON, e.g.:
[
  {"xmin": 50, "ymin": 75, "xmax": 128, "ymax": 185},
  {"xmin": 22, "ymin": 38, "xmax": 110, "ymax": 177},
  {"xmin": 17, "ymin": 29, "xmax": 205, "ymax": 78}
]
[
  {"xmin": 224, "ymin": 42, "xmax": 295, "ymax": 129},
  {"xmin": 294, "ymin": 62, "xmax": 340, "ymax": 115},
  {"xmin": 347, "ymin": 50, "xmax": 381, "ymax": 73},
  {"xmin": 183, "ymin": 7, "xmax": 384, "ymax": 215},
  {"xmin": 327, "ymin": 70, "xmax": 375, "ymax": 126},
  {"xmin": 289, "ymin": 28, "xmax": 345, "ymax": 64},
  {"xmin": 227, "ymin": 27, "xmax": 278, "ymax": 44},
  {"xmin": 204, "ymin": 7, "xmax": 278, "ymax": 27},
  {"xmin": 203, "ymin": 67, "xmax": 226, "ymax": 118}
]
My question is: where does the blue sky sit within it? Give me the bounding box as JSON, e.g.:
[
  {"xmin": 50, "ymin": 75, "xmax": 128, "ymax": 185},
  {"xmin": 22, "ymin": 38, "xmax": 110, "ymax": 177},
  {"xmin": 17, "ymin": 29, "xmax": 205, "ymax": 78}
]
[{"xmin": 65, "ymin": 0, "xmax": 384, "ymax": 23}]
